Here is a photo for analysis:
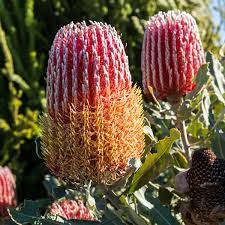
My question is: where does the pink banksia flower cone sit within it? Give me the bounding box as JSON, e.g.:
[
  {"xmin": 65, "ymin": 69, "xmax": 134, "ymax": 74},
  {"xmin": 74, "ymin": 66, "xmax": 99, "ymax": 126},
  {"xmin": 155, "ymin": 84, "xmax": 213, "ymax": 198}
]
[
  {"xmin": 41, "ymin": 21, "xmax": 144, "ymax": 184},
  {"xmin": 141, "ymin": 11, "xmax": 205, "ymax": 101},
  {"xmin": 49, "ymin": 199, "xmax": 96, "ymax": 221},
  {"xmin": 0, "ymin": 167, "xmax": 17, "ymax": 218}
]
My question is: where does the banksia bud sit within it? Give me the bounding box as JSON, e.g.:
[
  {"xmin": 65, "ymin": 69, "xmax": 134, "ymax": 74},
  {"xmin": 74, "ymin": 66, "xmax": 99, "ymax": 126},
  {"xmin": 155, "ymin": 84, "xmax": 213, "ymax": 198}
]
[
  {"xmin": 0, "ymin": 167, "xmax": 17, "ymax": 218},
  {"xmin": 142, "ymin": 11, "xmax": 205, "ymax": 100},
  {"xmin": 49, "ymin": 199, "xmax": 96, "ymax": 221},
  {"xmin": 41, "ymin": 21, "xmax": 144, "ymax": 184}
]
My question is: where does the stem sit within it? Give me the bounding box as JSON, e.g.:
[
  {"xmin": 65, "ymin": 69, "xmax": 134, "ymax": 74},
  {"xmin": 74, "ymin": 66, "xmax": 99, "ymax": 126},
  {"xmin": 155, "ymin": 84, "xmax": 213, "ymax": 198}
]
[
  {"xmin": 169, "ymin": 97, "xmax": 191, "ymax": 164},
  {"xmin": 178, "ymin": 120, "xmax": 191, "ymax": 164}
]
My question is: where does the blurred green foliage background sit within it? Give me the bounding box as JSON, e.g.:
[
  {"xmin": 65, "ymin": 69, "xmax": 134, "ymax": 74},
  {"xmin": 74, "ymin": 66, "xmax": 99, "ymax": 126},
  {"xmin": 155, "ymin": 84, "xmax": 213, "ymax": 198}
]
[{"xmin": 0, "ymin": 0, "xmax": 223, "ymax": 201}]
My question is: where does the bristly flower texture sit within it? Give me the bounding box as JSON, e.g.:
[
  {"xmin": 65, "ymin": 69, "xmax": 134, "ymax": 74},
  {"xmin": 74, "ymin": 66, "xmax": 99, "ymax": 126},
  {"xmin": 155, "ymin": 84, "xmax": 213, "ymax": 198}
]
[
  {"xmin": 41, "ymin": 21, "xmax": 144, "ymax": 184},
  {"xmin": 49, "ymin": 199, "xmax": 96, "ymax": 221},
  {"xmin": 141, "ymin": 11, "xmax": 205, "ymax": 101},
  {"xmin": 0, "ymin": 167, "xmax": 17, "ymax": 218}
]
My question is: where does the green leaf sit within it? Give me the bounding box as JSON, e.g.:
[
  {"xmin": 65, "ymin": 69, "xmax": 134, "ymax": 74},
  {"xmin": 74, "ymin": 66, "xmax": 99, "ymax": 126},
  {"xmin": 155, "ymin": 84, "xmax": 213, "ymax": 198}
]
[
  {"xmin": 43, "ymin": 175, "xmax": 67, "ymax": 199},
  {"xmin": 0, "ymin": 118, "xmax": 10, "ymax": 131},
  {"xmin": 201, "ymin": 89, "xmax": 211, "ymax": 127},
  {"xmin": 207, "ymin": 52, "xmax": 225, "ymax": 97},
  {"xmin": 134, "ymin": 187, "xmax": 180, "ymax": 225},
  {"xmin": 186, "ymin": 64, "xmax": 210, "ymax": 100},
  {"xmin": 172, "ymin": 150, "xmax": 188, "ymax": 169},
  {"xmin": 143, "ymin": 125, "xmax": 156, "ymax": 143},
  {"xmin": 158, "ymin": 187, "xmax": 174, "ymax": 205},
  {"xmin": 8, "ymin": 200, "xmax": 55, "ymax": 225},
  {"xmin": 211, "ymin": 130, "xmax": 225, "ymax": 159},
  {"xmin": 101, "ymin": 209, "xmax": 125, "ymax": 225},
  {"xmin": 11, "ymin": 73, "xmax": 30, "ymax": 91},
  {"xmin": 129, "ymin": 129, "xmax": 180, "ymax": 194},
  {"xmin": 187, "ymin": 120, "xmax": 208, "ymax": 139}
]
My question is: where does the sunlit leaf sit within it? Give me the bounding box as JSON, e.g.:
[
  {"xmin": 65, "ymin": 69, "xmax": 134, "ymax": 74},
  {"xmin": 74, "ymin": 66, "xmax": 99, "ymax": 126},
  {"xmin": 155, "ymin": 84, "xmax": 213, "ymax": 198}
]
[
  {"xmin": 129, "ymin": 129, "xmax": 180, "ymax": 194},
  {"xmin": 172, "ymin": 150, "xmax": 188, "ymax": 169}
]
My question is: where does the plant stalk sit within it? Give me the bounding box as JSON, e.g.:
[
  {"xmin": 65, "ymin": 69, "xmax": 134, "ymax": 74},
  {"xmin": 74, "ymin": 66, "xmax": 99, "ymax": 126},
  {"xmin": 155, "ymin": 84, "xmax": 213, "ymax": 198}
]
[{"xmin": 178, "ymin": 120, "xmax": 191, "ymax": 163}]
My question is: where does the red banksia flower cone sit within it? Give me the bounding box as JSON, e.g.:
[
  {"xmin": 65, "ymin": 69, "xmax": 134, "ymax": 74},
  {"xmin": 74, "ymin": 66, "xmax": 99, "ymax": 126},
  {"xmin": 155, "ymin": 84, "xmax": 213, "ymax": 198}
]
[
  {"xmin": 142, "ymin": 11, "xmax": 205, "ymax": 100},
  {"xmin": 46, "ymin": 21, "xmax": 132, "ymax": 118},
  {"xmin": 0, "ymin": 167, "xmax": 17, "ymax": 218},
  {"xmin": 41, "ymin": 21, "xmax": 144, "ymax": 184},
  {"xmin": 49, "ymin": 199, "xmax": 96, "ymax": 221}
]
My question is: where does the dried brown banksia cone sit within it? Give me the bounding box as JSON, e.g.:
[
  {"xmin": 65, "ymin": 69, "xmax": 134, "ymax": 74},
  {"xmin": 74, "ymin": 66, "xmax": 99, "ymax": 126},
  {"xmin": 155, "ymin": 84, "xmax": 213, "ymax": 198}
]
[
  {"xmin": 179, "ymin": 149, "xmax": 225, "ymax": 225},
  {"xmin": 40, "ymin": 21, "xmax": 144, "ymax": 184}
]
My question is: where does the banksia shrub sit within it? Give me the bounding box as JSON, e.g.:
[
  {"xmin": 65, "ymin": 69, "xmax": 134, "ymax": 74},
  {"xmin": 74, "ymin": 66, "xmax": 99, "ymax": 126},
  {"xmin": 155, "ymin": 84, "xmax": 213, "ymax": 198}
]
[
  {"xmin": 141, "ymin": 11, "xmax": 205, "ymax": 100},
  {"xmin": 49, "ymin": 199, "xmax": 96, "ymax": 221},
  {"xmin": 41, "ymin": 21, "xmax": 144, "ymax": 184},
  {"xmin": 0, "ymin": 167, "xmax": 17, "ymax": 218}
]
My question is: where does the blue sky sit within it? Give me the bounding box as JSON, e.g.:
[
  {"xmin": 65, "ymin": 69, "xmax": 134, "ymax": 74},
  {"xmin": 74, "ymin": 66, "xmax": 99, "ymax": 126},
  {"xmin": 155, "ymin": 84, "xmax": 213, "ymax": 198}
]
[{"xmin": 211, "ymin": 0, "xmax": 225, "ymax": 44}]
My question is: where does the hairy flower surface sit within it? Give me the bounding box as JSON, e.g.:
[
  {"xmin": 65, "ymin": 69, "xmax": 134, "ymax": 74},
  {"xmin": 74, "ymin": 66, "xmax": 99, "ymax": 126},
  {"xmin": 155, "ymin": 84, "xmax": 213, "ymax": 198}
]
[
  {"xmin": 142, "ymin": 11, "xmax": 205, "ymax": 100},
  {"xmin": 0, "ymin": 167, "xmax": 17, "ymax": 217},
  {"xmin": 49, "ymin": 199, "xmax": 95, "ymax": 221},
  {"xmin": 41, "ymin": 21, "xmax": 144, "ymax": 184},
  {"xmin": 47, "ymin": 21, "xmax": 131, "ymax": 118}
]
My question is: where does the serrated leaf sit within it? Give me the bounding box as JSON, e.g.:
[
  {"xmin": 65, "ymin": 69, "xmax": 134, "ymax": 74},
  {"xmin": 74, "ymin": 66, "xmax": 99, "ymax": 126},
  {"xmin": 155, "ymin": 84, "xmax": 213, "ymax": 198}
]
[
  {"xmin": 134, "ymin": 187, "xmax": 180, "ymax": 225},
  {"xmin": 201, "ymin": 89, "xmax": 211, "ymax": 127},
  {"xmin": 211, "ymin": 129, "xmax": 225, "ymax": 159},
  {"xmin": 129, "ymin": 129, "xmax": 180, "ymax": 194},
  {"xmin": 206, "ymin": 52, "xmax": 225, "ymax": 105},
  {"xmin": 207, "ymin": 52, "xmax": 225, "ymax": 96}
]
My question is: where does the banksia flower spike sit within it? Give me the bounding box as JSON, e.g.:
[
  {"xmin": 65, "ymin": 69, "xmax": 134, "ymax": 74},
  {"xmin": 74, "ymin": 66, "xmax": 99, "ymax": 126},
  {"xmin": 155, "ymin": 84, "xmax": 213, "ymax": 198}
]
[
  {"xmin": 46, "ymin": 21, "xmax": 132, "ymax": 118},
  {"xmin": 41, "ymin": 21, "xmax": 144, "ymax": 184},
  {"xmin": 142, "ymin": 11, "xmax": 205, "ymax": 101},
  {"xmin": 49, "ymin": 199, "xmax": 96, "ymax": 221},
  {"xmin": 0, "ymin": 167, "xmax": 17, "ymax": 218}
]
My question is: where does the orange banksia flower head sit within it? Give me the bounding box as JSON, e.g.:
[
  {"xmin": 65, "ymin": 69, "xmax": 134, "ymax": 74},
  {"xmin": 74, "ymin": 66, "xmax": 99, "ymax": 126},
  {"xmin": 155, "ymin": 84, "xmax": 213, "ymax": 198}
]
[
  {"xmin": 49, "ymin": 199, "xmax": 96, "ymax": 221},
  {"xmin": 141, "ymin": 11, "xmax": 205, "ymax": 101},
  {"xmin": 0, "ymin": 167, "xmax": 17, "ymax": 218},
  {"xmin": 41, "ymin": 21, "xmax": 144, "ymax": 184}
]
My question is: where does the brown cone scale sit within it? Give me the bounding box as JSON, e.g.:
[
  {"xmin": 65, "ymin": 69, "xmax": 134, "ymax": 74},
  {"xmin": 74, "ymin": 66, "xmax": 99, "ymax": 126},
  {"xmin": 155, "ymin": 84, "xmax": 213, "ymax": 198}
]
[{"xmin": 181, "ymin": 149, "xmax": 225, "ymax": 225}]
